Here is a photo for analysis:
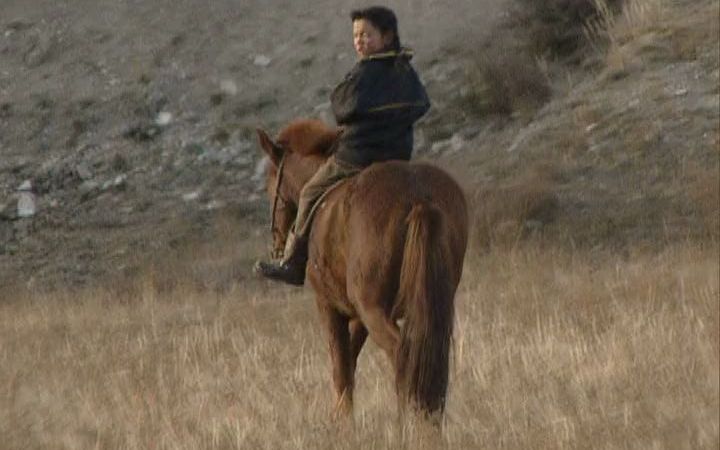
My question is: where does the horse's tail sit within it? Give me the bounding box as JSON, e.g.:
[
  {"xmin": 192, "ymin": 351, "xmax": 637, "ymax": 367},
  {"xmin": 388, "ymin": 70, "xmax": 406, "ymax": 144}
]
[{"xmin": 395, "ymin": 203, "xmax": 455, "ymax": 416}]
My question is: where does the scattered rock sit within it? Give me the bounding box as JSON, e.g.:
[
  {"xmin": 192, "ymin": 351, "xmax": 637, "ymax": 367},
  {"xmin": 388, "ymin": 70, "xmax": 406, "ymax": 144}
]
[
  {"xmin": 253, "ymin": 55, "xmax": 272, "ymax": 67},
  {"xmin": 183, "ymin": 191, "xmax": 201, "ymax": 201},
  {"xmin": 101, "ymin": 174, "xmax": 127, "ymax": 191},
  {"xmin": 205, "ymin": 200, "xmax": 225, "ymax": 210},
  {"xmin": 113, "ymin": 174, "xmax": 127, "ymax": 187},
  {"xmin": 17, "ymin": 180, "xmax": 33, "ymax": 191},
  {"xmin": 430, "ymin": 133, "xmax": 465, "ymax": 155},
  {"xmin": 155, "ymin": 111, "xmax": 173, "ymax": 126},
  {"xmin": 75, "ymin": 163, "xmax": 92, "ymax": 181},
  {"xmin": 79, "ymin": 180, "xmax": 100, "ymax": 200},
  {"xmin": 17, "ymin": 192, "xmax": 37, "ymax": 218},
  {"xmin": 220, "ymin": 79, "xmax": 238, "ymax": 96}
]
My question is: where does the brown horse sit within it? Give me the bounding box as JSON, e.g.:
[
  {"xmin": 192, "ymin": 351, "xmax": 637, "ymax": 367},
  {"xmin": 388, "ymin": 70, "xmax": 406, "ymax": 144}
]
[{"xmin": 256, "ymin": 119, "xmax": 468, "ymax": 419}]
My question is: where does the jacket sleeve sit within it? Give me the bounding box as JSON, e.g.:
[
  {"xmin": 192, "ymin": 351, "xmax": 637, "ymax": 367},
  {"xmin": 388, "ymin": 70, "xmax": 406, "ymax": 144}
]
[
  {"xmin": 331, "ymin": 65, "xmax": 364, "ymax": 125},
  {"xmin": 331, "ymin": 59, "xmax": 430, "ymax": 127}
]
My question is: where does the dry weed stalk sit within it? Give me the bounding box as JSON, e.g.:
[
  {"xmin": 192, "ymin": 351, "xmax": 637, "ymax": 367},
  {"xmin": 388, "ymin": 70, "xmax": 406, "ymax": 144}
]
[{"xmin": 584, "ymin": 0, "xmax": 666, "ymax": 70}]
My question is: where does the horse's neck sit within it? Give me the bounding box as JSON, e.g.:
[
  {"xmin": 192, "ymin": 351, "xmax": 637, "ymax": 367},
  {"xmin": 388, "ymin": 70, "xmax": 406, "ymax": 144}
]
[{"xmin": 285, "ymin": 154, "xmax": 328, "ymax": 203}]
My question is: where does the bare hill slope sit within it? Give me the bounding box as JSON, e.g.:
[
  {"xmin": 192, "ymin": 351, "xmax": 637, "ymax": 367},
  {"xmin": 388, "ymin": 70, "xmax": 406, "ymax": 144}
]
[{"xmin": 0, "ymin": 0, "xmax": 717, "ymax": 291}]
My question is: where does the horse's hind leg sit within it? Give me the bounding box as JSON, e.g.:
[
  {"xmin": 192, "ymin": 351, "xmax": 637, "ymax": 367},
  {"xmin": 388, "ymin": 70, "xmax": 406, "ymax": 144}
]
[
  {"xmin": 317, "ymin": 301, "xmax": 357, "ymax": 418},
  {"xmin": 349, "ymin": 282, "xmax": 400, "ymax": 363},
  {"xmin": 358, "ymin": 305, "xmax": 400, "ymax": 362},
  {"xmin": 349, "ymin": 318, "xmax": 368, "ymax": 374}
]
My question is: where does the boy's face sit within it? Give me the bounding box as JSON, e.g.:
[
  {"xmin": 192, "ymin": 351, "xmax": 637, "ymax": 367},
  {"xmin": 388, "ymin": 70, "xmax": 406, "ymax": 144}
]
[{"xmin": 353, "ymin": 19, "xmax": 393, "ymax": 58}]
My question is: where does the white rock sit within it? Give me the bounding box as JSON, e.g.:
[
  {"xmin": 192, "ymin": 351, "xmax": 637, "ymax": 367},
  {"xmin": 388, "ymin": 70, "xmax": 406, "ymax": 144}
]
[
  {"xmin": 585, "ymin": 123, "xmax": 598, "ymax": 133},
  {"xmin": 155, "ymin": 111, "xmax": 173, "ymax": 126},
  {"xmin": 220, "ymin": 79, "xmax": 238, "ymax": 96},
  {"xmin": 430, "ymin": 141, "xmax": 446, "ymax": 154},
  {"xmin": 252, "ymin": 157, "xmax": 269, "ymax": 188},
  {"xmin": 76, "ymin": 163, "xmax": 92, "ymax": 180},
  {"xmin": 183, "ymin": 191, "xmax": 201, "ymax": 201},
  {"xmin": 113, "ymin": 174, "xmax": 127, "ymax": 186},
  {"xmin": 80, "ymin": 180, "xmax": 100, "ymax": 192},
  {"xmin": 253, "ymin": 55, "xmax": 271, "ymax": 67},
  {"xmin": 17, "ymin": 180, "xmax": 32, "ymax": 191},
  {"xmin": 205, "ymin": 200, "xmax": 225, "ymax": 210},
  {"xmin": 17, "ymin": 192, "xmax": 36, "ymax": 218},
  {"xmin": 449, "ymin": 134, "xmax": 465, "ymax": 152}
]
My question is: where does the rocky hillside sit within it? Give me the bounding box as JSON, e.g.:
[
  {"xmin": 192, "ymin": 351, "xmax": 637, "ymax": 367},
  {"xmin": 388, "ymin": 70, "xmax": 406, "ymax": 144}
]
[{"xmin": 0, "ymin": 0, "xmax": 717, "ymax": 292}]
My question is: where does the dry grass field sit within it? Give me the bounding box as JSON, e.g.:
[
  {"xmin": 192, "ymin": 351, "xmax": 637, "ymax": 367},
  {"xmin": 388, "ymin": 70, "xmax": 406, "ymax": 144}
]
[{"xmin": 2, "ymin": 239, "xmax": 717, "ymax": 449}]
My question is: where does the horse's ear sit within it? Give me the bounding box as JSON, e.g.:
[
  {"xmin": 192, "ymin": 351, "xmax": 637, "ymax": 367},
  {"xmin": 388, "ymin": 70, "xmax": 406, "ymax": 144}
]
[{"xmin": 256, "ymin": 128, "xmax": 284, "ymax": 165}]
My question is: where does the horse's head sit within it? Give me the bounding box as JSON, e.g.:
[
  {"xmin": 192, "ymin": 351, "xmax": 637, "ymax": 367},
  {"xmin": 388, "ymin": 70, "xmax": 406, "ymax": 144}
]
[{"xmin": 256, "ymin": 119, "xmax": 340, "ymax": 256}]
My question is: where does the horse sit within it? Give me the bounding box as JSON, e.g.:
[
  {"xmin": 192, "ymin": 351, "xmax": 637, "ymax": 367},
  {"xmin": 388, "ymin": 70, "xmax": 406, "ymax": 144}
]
[{"xmin": 255, "ymin": 119, "xmax": 469, "ymax": 419}]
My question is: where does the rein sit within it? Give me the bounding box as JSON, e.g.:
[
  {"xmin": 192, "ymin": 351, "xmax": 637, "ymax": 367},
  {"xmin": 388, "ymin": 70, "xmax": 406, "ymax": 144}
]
[{"xmin": 269, "ymin": 155, "xmax": 288, "ymax": 258}]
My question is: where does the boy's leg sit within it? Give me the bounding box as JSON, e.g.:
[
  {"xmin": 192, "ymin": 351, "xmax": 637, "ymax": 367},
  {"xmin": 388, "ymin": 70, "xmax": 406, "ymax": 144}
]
[
  {"xmin": 292, "ymin": 156, "xmax": 360, "ymax": 243},
  {"xmin": 256, "ymin": 156, "xmax": 359, "ymax": 285}
]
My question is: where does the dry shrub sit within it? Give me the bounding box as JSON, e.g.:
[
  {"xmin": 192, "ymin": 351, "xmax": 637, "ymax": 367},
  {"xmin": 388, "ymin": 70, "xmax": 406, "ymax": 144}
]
[
  {"xmin": 685, "ymin": 164, "xmax": 720, "ymax": 240},
  {"xmin": 512, "ymin": 0, "xmax": 623, "ymax": 58},
  {"xmin": 667, "ymin": 0, "xmax": 719, "ymax": 61},
  {"xmin": 584, "ymin": 0, "xmax": 667, "ymax": 72},
  {"xmin": 464, "ymin": 44, "xmax": 551, "ymax": 119},
  {"xmin": 585, "ymin": 0, "xmax": 665, "ymax": 45},
  {"xmin": 472, "ymin": 165, "xmax": 559, "ymax": 249}
]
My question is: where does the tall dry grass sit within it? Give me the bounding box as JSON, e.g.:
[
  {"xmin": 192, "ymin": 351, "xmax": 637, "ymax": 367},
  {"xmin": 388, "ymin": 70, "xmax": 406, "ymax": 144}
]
[
  {"xmin": 583, "ymin": 0, "xmax": 668, "ymax": 74},
  {"xmin": 2, "ymin": 241, "xmax": 717, "ymax": 449}
]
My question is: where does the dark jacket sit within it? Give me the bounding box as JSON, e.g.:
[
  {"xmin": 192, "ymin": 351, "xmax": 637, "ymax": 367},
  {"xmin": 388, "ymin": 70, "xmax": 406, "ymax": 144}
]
[{"xmin": 330, "ymin": 49, "xmax": 430, "ymax": 168}]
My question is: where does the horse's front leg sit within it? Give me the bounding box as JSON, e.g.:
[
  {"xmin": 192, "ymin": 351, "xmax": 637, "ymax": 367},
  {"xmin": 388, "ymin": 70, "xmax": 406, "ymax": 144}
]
[{"xmin": 317, "ymin": 298, "xmax": 356, "ymax": 419}]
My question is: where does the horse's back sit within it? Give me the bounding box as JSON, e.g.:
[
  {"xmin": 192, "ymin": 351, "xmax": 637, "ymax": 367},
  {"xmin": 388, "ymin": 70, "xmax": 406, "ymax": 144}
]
[
  {"xmin": 352, "ymin": 160, "xmax": 467, "ymax": 253},
  {"xmin": 350, "ymin": 161, "xmax": 467, "ymax": 228}
]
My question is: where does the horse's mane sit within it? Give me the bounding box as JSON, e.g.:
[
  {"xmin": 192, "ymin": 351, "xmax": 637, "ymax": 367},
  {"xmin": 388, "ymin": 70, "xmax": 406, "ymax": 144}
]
[{"xmin": 277, "ymin": 119, "xmax": 339, "ymax": 156}]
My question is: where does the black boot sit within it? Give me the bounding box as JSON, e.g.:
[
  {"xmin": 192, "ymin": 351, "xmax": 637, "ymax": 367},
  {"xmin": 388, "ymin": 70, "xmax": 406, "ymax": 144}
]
[{"xmin": 254, "ymin": 235, "xmax": 308, "ymax": 286}]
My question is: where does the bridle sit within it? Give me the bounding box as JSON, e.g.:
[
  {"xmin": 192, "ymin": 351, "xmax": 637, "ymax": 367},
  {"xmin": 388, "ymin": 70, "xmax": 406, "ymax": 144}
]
[{"xmin": 269, "ymin": 154, "xmax": 291, "ymax": 259}]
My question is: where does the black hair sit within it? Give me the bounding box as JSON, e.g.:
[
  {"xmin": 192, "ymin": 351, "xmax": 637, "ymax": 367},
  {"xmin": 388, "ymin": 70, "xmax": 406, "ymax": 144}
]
[{"xmin": 350, "ymin": 6, "xmax": 401, "ymax": 51}]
